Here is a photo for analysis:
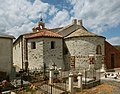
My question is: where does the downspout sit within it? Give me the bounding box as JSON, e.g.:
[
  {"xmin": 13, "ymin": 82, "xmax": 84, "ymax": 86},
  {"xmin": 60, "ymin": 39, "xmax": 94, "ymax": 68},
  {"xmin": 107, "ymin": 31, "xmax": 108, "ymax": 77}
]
[
  {"xmin": 26, "ymin": 39, "xmax": 28, "ymax": 62},
  {"xmin": 23, "ymin": 36, "xmax": 28, "ymax": 72},
  {"xmin": 22, "ymin": 36, "xmax": 28, "ymax": 70},
  {"xmin": 10, "ymin": 38, "xmax": 13, "ymax": 79},
  {"xmin": 63, "ymin": 38, "xmax": 66, "ymax": 70},
  {"xmin": 21, "ymin": 36, "xmax": 24, "ymax": 69},
  {"xmin": 25, "ymin": 38, "xmax": 28, "ymax": 72}
]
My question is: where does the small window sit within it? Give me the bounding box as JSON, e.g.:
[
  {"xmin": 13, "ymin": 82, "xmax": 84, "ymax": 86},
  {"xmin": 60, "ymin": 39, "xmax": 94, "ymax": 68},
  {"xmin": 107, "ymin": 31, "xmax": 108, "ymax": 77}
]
[
  {"xmin": 51, "ymin": 41, "xmax": 55, "ymax": 49},
  {"xmin": 19, "ymin": 41, "xmax": 20, "ymax": 47},
  {"xmin": 96, "ymin": 45, "xmax": 102, "ymax": 55},
  {"xmin": 31, "ymin": 42, "xmax": 36, "ymax": 49}
]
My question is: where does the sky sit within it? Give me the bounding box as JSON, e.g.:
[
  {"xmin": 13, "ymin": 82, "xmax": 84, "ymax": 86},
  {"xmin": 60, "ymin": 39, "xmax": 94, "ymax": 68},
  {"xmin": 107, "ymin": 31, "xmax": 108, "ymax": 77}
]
[{"xmin": 0, "ymin": 0, "xmax": 120, "ymax": 45}]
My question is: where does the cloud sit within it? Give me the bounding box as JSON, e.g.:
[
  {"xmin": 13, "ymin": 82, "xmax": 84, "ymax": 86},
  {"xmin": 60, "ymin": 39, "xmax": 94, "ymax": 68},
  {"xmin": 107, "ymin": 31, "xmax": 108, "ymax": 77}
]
[
  {"xmin": 0, "ymin": 0, "xmax": 50, "ymax": 37},
  {"xmin": 6, "ymin": 22, "xmax": 34, "ymax": 37},
  {"xmin": 0, "ymin": 0, "xmax": 71, "ymax": 38},
  {"xmin": 0, "ymin": 0, "xmax": 120, "ymax": 45},
  {"xmin": 107, "ymin": 37, "xmax": 120, "ymax": 45},
  {"xmin": 48, "ymin": 5, "xmax": 58, "ymax": 16},
  {"xmin": 67, "ymin": 0, "xmax": 120, "ymax": 34},
  {"xmin": 27, "ymin": 0, "xmax": 49, "ymax": 20},
  {"xmin": 46, "ymin": 9, "xmax": 70, "ymax": 28}
]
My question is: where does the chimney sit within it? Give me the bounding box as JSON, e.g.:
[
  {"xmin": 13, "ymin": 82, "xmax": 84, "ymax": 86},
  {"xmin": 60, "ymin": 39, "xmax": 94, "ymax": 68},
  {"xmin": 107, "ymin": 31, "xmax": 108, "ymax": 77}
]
[
  {"xmin": 78, "ymin": 20, "xmax": 83, "ymax": 26},
  {"xmin": 72, "ymin": 19, "xmax": 77, "ymax": 24}
]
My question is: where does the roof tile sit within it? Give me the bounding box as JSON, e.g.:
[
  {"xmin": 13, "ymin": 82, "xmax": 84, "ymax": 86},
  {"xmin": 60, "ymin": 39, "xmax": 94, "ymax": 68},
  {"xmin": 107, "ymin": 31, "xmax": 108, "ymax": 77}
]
[{"xmin": 26, "ymin": 29, "xmax": 63, "ymax": 39}]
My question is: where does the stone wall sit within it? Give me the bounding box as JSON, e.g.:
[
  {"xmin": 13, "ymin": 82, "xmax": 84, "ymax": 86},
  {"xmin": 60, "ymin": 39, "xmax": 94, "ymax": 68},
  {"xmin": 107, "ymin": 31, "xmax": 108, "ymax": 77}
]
[
  {"xmin": 27, "ymin": 38, "xmax": 44, "ymax": 69},
  {"xmin": 43, "ymin": 37, "xmax": 64, "ymax": 69},
  {"xmin": 65, "ymin": 36, "xmax": 105, "ymax": 69},
  {"xmin": 27, "ymin": 37, "xmax": 64, "ymax": 69}
]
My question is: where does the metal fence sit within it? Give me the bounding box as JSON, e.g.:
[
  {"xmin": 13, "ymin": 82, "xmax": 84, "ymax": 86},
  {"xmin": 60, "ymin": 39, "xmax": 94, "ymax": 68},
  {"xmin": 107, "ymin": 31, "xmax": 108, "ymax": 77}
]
[
  {"xmin": 27, "ymin": 67, "xmax": 101, "ymax": 93},
  {"xmin": 38, "ymin": 82, "xmax": 68, "ymax": 94}
]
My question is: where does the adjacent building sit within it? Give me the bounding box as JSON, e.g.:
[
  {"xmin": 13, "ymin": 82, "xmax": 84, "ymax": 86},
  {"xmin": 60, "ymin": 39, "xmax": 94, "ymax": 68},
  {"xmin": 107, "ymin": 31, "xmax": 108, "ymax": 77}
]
[
  {"xmin": 105, "ymin": 41, "xmax": 120, "ymax": 69},
  {"xmin": 0, "ymin": 35, "xmax": 15, "ymax": 80}
]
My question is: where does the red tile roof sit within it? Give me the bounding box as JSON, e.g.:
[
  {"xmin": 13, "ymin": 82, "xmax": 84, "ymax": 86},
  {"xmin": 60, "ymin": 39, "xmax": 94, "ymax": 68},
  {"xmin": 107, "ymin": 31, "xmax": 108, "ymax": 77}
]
[{"xmin": 25, "ymin": 29, "xmax": 63, "ymax": 39}]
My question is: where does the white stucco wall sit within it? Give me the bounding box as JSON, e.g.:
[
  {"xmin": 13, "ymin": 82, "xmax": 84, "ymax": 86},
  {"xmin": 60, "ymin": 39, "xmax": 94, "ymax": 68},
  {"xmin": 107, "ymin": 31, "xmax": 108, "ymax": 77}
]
[
  {"xmin": 13, "ymin": 38, "xmax": 22, "ymax": 70},
  {"xmin": 65, "ymin": 36, "xmax": 105, "ymax": 69},
  {"xmin": 0, "ymin": 38, "xmax": 13, "ymax": 75}
]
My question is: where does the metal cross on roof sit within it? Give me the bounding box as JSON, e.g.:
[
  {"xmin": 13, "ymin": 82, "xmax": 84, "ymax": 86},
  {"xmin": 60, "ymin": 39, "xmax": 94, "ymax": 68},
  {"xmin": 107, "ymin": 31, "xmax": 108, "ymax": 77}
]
[{"xmin": 40, "ymin": 15, "xmax": 43, "ymax": 22}]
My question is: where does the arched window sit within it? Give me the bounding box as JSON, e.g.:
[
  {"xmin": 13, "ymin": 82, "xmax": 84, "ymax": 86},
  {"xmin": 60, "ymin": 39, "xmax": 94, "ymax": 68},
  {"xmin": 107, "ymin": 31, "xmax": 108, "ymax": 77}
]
[{"xmin": 96, "ymin": 45, "xmax": 102, "ymax": 55}]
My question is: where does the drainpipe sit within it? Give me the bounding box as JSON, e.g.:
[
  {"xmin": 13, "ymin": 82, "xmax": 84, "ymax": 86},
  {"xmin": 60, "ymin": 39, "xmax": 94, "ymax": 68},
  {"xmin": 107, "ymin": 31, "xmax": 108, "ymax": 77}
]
[{"xmin": 21, "ymin": 36, "xmax": 23, "ymax": 69}]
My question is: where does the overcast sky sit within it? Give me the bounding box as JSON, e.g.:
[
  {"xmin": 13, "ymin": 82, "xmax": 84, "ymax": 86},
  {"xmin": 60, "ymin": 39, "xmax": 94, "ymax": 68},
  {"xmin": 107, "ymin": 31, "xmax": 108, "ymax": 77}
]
[{"xmin": 0, "ymin": 0, "xmax": 120, "ymax": 45}]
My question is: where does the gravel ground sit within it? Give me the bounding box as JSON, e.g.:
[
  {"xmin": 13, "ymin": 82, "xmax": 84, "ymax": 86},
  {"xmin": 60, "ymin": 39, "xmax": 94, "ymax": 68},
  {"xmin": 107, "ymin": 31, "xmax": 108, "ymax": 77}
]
[
  {"xmin": 101, "ymin": 80, "xmax": 120, "ymax": 94},
  {"xmin": 75, "ymin": 80, "xmax": 120, "ymax": 94}
]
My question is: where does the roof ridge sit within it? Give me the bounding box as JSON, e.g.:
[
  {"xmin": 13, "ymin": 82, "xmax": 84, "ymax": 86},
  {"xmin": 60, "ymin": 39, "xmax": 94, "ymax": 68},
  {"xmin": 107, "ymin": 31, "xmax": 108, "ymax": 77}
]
[
  {"xmin": 65, "ymin": 28, "xmax": 105, "ymax": 39},
  {"xmin": 57, "ymin": 23, "xmax": 74, "ymax": 33}
]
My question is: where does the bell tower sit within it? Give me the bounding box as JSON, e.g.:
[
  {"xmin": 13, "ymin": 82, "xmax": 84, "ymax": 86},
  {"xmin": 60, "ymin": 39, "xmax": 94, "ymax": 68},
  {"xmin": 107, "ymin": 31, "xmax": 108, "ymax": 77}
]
[{"xmin": 32, "ymin": 16, "xmax": 45, "ymax": 32}]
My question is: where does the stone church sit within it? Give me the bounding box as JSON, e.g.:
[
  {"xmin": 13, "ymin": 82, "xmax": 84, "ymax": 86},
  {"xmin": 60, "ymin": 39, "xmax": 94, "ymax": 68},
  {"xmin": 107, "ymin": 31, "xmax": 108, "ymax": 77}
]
[{"xmin": 13, "ymin": 19, "xmax": 120, "ymax": 72}]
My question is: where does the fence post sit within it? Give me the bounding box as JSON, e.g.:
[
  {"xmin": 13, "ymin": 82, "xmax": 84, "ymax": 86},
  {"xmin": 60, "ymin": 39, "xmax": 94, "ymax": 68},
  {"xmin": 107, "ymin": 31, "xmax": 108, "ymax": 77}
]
[
  {"xmin": 59, "ymin": 67, "xmax": 62, "ymax": 78},
  {"xmin": 49, "ymin": 67, "xmax": 54, "ymax": 84},
  {"xmin": 100, "ymin": 64, "xmax": 106, "ymax": 72},
  {"xmin": 88, "ymin": 64, "xmax": 91, "ymax": 70},
  {"xmin": 69, "ymin": 72, "xmax": 74, "ymax": 94},
  {"xmin": 77, "ymin": 72, "xmax": 82, "ymax": 89}
]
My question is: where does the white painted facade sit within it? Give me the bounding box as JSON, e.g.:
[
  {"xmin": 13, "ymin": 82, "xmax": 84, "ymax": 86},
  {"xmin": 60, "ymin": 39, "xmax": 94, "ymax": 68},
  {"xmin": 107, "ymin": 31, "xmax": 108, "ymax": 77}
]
[
  {"xmin": 13, "ymin": 37, "xmax": 23, "ymax": 70},
  {"xmin": 0, "ymin": 35, "xmax": 15, "ymax": 79}
]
